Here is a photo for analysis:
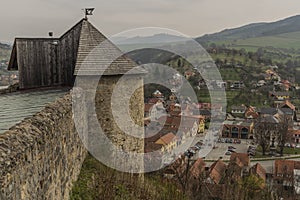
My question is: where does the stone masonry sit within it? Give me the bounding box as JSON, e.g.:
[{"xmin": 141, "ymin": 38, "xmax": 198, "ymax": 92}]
[{"xmin": 0, "ymin": 93, "xmax": 87, "ymax": 200}]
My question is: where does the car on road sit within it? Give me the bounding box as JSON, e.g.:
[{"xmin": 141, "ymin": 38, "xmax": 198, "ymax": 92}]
[
  {"xmin": 228, "ymin": 146, "xmax": 236, "ymax": 150},
  {"xmin": 196, "ymin": 141, "xmax": 203, "ymax": 146},
  {"xmin": 225, "ymin": 138, "xmax": 233, "ymax": 143},
  {"xmin": 247, "ymin": 146, "xmax": 256, "ymax": 155},
  {"xmin": 184, "ymin": 150, "xmax": 194, "ymax": 157},
  {"xmin": 190, "ymin": 146, "xmax": 199, "ymax": 152},
  {"xmin": 188, "ymin": 148, "xmax": 196, "ymax": 154},
  {"xmin": 194, "ymin": 145, "xmax": 201, "ymax": 150},
  {"xmin": 234, "ymin": 139, "xmax": 241, "ymax": 144},
  {"xmin": 248, "ymin": 146, "xmax": 256, "ymax": 150},
  {"xmin": 228, "ymin": 148, "xmax": 236, "ymax": 153},
  {"xmin": 218, "ymin": 138, "xmax": 225, "ymax": 143}
]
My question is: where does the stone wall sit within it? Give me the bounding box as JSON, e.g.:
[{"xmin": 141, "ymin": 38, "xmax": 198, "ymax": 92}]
[
  {"xmin": 75, "ymin": 75, "xmax": 145, "ymax": 173},
  {"xmin": 0, "ymin": 83, "xmax": 19, "ymax": 95},
  {"xmin": 0, "ymin": 73, "xmax": 146, "ymax": 199},
  {"xmin": 0, "ymin": 92, "xmax": 87, "ymax": 200}
]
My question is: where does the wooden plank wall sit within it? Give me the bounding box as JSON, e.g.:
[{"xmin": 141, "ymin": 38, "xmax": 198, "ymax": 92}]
[
  {"xmin": 58, "ymin": 21, "xmax": 82, "ymax": 87},
  {"xmin": 16, "ymin": 39, "xmax": 59, "ymax": 89},
  {"xmin": 16, "ymin": 21, "xmax": 82, "ymax": 89}
]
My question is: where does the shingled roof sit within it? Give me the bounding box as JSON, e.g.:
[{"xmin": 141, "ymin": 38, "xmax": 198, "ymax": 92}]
[
  {"xmin": 208, "ymin": 159, "xmax": 227, "ymax": 184},
  {"xmin": 74, "ymin": 19, "xmax": 146, "ymax": 75},
  {"xmin": 230, "ymin": 153, "xmax": 250, "ymax": 167},
  {"xmin": 7, "ymin": 18, "xmax": 148, "ymax": 90}
]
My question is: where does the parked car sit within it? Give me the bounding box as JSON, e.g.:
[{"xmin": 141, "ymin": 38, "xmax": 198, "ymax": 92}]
[
  {"xmin": 234, "ymin": 139, "xmax": 241, "ymax": 144},
  {"xmin": 248, "ymin": 147, "xmax": 255, "ymax": 152},
  {"xmin": 225, "ymin": 151, "xmax": 232, "ymax": 155},
  {"xmin": 248, "ymin": 150, "xmax": 255, "ymax": 154},
  {"xmin": 188, "ymin": 149, "xmax": 196, "ymax": 154},
  {"xmin": 196, "ymin": 141, "xmax": 203, "ymax": 146},
  {"xmin": 296, "ymin": 144, "xmax": 300, "ymax": 149},
  {"xmin": 184, "ymin": 150, "xmax": 194, "ymax": 157},
  {"xmin": 194, "ymin": 145, "xmax": 201, "ymax": 150},
  {"xmin": 248, "ymin": 146, "xmax": 256, "ymax": 150},
  {"xmin": 228, "ymin": 149, "xmax": 236, "ymax": 153},
  {"xmin": 248, "ymin": 151, "xmax": 255, "ymax": 156},
  {"xmin": 228, "ymin": 146, "xmax": 236, "ymax": 149},
  {"xmin": 190, "ymin": 147, "xmax": 199, "ymax": 152}
]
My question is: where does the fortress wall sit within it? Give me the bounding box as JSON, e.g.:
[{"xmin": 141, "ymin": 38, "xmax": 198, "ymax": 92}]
[
  {"xmin": 76, "ymin": 75, "xmax": 145, "ymax": 173},
  {"xmin": 0, "ymin": 74, "xmax": 146, "ymax": 200},
  {"xmin": 0, "ymin": 92, "xmax": 87, "ymax": 200}
]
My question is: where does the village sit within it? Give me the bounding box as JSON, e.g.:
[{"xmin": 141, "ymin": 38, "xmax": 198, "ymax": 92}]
[
  {"xmin": 143, "ymin": 65, "xmax": 300, "ymax": 199},
  {"xmin": 0, "ymin": 61, "xmax": 18, "ymax": 87}
]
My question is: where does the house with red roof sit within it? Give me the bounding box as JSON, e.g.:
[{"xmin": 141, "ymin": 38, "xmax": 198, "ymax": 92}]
[
  {"xmin": 250, "ymin": 163, "xmax": 266, "ymax": 184},
  {"xmin": 155, "ymin": 132, "xmax": 178, "ymax": 153},
  {"xmin": 207, "ymin": 159, "xmax": 227, "ymax": 184}
]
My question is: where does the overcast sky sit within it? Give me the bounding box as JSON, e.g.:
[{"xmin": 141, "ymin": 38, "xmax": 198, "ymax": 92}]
[{"xmin": 1, "ymin": 0, "xmax": 300, "ymax": 42}]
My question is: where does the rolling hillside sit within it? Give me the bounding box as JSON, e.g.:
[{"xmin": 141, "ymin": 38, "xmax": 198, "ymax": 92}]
[{"xmin": 196, "ymin": 15, "xmax": 300, "ymax": 50}]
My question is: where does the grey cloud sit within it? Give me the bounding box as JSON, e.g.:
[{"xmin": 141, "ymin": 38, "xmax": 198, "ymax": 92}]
[{"xmin": 1, "ymin": 0, "xmax": 300, "ymax": 42}]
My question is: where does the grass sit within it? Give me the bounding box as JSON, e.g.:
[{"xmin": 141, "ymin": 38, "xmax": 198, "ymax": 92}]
[
  {"xmin": 219, "ymin": 68, "xmax": 240, "ymax": 81},
  {"xmin": 235, "ymin": 36, "xmax": 300, "ymax": 49},
  {"xmin": 254, "ymin": 146, "xmax": 300, "ymax": 159},
  {"xmin": 213, "ymin": 32, "xmax": 300, "ymax": 50},
  {"xmin": 282, "ymin": 147, "xmax": 300, "ymax": 155},
  {"xmin": 70, "ymin": 154, "xmax": 188, "ymax": 200}
]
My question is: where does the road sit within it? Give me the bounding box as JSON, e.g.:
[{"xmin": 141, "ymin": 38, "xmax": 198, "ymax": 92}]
[{"xmin": 203, "ymin": 141, "xmax": 250, "ymax": 160}]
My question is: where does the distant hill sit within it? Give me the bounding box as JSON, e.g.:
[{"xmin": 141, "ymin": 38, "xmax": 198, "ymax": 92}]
[
  {"xmin": 112, "ymin": 33, "xmax": 188, "ymax": 45},
  {"xmin": 0, "ymin": 42, "xmax": 11, "ymax": 61},
  {"xmin": 196, "ymin": 15, "xmax": 300, "ymax": 50}
]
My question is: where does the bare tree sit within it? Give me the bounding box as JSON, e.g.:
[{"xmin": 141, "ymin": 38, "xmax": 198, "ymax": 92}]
[
  {"xmin": 167, "ymin": 154, "xmax": 190, "ymax": 193},
  {"xmin": 277, "ymin": 115, "xmax": 292, "ymax": 156},
  {"xmin": 254, "ymin": 118, "xmax": 273, "ymax": 155}
]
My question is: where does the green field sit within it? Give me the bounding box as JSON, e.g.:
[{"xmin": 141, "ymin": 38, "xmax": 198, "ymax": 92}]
[
  {"xmin": 213, "ymin": 31, "xmax": 300, "ymax": 52},
  {"xmin": 236, "ymin": 35, "xmax": 300, "ymax": 49}
]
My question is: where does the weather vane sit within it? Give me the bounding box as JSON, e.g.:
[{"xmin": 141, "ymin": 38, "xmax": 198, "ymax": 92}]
[{"xmin": 83, "ymin": 8, "xmax": 95, "ymax": 20}]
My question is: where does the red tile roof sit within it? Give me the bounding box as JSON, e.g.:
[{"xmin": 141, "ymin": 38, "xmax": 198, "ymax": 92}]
[
  {"xmin": 167, "ymin": 154, "xmax": 188, "ymax": 175},
  {"xmin": 250, "ymin": 163, "xmax": 266, "ymax": 181},
  {"xmin": 230, "ymin": 153, "xmax": 250, "ymax": 167},
  {"xmin": 155, "ymin": 132, "xmax": 176, "ymax": 145},
  {"xmin": 144, "ymin": 103, "xmax": 154, "ymax": 113},
  {"xmin": 144, "ymin": 142, "xmax": 163, "ymax": 153},
  {"xmin": 190, "ymin": 158, "xmax": 206, "ymax": 179},
  {"xmin": 289, "ymin": 129, "xmax": 300, "ymax": 135},
  {"xmin": 209, "ymin": 159, "xmax": 227, "ymax": 184},
  {"xmin": 274, "ymin": 160, "xmax": 300, "ymax": 178},
  {"xmin": 281, "ymin": 100, "xmax": 296, "ymax": 111},
  {"xmin": 148, "ymin": 98, "xmax": 161, "ymax": 104}
]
